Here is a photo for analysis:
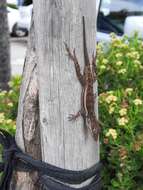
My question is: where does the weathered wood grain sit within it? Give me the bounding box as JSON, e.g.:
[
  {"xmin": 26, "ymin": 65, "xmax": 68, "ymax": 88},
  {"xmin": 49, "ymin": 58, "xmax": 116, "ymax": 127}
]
[
  {"xmin": 33, "ymin": 0, "xmax": 98, "ymax": 171},
  {"xmin": 13, "ymin": 1, "xmax": 99, "ymax": 189},
  {"xmin": 13, "ymin": 18, "xmax": 41, "ymax": 190}
]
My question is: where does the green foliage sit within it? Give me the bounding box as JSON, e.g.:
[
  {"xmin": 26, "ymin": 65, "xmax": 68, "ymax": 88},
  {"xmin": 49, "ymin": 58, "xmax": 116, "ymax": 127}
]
[
  {"xmin": 0, "ymin": 76, "xmax": 21, "ymax": 135},
  {"xmin": 97, "ymin": 33, "xmax": 143, "ymax": 190},
  {"xmin": 7, "ymin": 3, "xmax": 18, "ymax": 9}
]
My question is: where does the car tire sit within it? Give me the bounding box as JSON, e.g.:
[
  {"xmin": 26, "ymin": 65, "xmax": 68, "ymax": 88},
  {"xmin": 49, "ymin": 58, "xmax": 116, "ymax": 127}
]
[{"xmin": 11, "ymin": 23, "xmax": 28, "ymax": 37}]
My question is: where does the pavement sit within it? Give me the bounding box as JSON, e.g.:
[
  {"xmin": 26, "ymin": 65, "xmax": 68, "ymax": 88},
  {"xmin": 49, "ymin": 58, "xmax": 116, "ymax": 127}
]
[{"xmin": 10, "ymin": 37, "xmax": 27, "ymax": 76}]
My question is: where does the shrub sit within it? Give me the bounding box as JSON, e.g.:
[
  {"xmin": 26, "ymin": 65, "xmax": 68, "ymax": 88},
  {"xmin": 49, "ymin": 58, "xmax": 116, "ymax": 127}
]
[
  {"xmin": 97, "ymin": 34, "xmax": 143, "ymax": 190},
  {"xmin": 7, "ymin": 3, "xmax": 18, "ymax": 9},
  {"xmin": 0, "ymin": 76, "xmax": 21, "ymax": 135}
]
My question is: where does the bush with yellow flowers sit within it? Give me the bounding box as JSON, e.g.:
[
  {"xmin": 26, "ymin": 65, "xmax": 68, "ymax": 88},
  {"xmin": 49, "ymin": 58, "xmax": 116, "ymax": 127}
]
[
  {"xmin": 0, "ymin": 76, "xmax": 21, "ymax": 135},
  {"xmin": 97, "ymin": 34, "xmax": 143, "ymax": 190}
]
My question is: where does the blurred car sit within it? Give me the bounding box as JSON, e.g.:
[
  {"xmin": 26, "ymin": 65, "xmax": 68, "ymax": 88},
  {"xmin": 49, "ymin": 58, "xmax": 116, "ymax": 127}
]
[
  {"xmin": 8, "ymin": 6, "xmax": 28, "ymax": 37},
  {"xmin": 17, "ymin": 4, "xmax": 33, "ymax": 35},
  {"xmin": 97, "ymin": 0, "xmax": 143, "ymax": 42},
  {"xmin": 10, "ymin": 0, "xmax": 143, "ymax": 40},
  {"xmin": 7, "ymin": 0, "xmax": 17, "ymax": 5},
  {"xmin": 7, "ymin": 6, "xmax": 19, "ymax": 36}
]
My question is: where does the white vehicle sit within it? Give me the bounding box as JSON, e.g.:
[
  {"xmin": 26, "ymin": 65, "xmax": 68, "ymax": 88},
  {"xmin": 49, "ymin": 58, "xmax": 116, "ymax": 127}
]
[
  {"xmin": 97, "ymin": 0, "xmax": 143, "ymax": 42},
  {"xmin": 8, "ymin": 6, "xmax": 28, "ymax": 37},
  {"xmin": 7, "ymin": 0, "xmax": 17, "ymax": 5},
  {"xmin": 7, "ymin": 7, "xmax": 19, "ymax": 35},
  {"xmin": 17, "ymin": 4, "xmax": 33, "ymax": 34},
  {"xmin": 11, "ymin": 0, "xmax": 143, "ymax": 40}
]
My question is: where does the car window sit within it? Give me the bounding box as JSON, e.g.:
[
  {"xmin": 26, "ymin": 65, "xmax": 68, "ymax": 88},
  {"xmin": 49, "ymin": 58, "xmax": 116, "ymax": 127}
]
[{"xmin": 97, "ymin": 0, "xmax": 143, "ymax": 35}]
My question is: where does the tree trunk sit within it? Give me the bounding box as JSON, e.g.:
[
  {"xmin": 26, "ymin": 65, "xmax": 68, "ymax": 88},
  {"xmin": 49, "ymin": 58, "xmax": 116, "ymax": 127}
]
[
  {"xmin": 14, "ymin": 0, "xmax": 98, "ymax": 189},
  {"xmin": 0, "ymin": 0, "xmax": 11, "ymax": 90},
  {"xmin": 11, "ymin": 17, "xmax": 41, "ymax": 190}
]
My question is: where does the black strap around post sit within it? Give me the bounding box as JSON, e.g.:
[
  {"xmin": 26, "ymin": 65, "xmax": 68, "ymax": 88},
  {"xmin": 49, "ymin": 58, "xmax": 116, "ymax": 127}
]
[{"xmin": 0, "ymin": 129, "xmax": 102, "ymax": 190}]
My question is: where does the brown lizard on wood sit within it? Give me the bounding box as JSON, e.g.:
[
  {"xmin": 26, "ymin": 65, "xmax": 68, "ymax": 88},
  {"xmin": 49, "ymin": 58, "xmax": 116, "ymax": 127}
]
[{"xmin": 65, "ymin": 16, "xmax": 100, "ymax": 141}]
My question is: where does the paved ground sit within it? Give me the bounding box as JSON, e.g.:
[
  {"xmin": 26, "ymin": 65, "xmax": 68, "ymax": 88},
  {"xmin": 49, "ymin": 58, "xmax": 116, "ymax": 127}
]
[{"xmin": 10, "ymin": 37, "xmax": 27, "ymax": 76}]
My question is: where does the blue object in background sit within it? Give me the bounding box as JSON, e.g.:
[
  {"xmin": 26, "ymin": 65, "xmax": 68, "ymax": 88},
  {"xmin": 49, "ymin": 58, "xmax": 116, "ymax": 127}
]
[{"xmin": 17, "ymin": 0, "xmax": 24, "ymax": 6}]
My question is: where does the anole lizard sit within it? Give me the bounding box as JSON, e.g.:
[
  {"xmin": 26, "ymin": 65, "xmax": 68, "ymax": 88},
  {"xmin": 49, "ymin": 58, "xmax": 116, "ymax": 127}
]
[{"xmin": 65, "ymin": 16, "xmax": 100, "ymax": 141}]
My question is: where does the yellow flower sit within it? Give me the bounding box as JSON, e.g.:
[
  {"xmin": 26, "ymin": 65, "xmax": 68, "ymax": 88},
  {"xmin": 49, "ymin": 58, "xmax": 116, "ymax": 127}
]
[
  {"xmin": 125, "ymin": 88, "xmax": 133, "ymax": 93},
  {"xmin": 133, "ymin": 99, "xmax": 142, "ymax": 105},
  {"xmin": 107, "ymin": 91, "xmax": 114, "ymax": 94},
  {"xmin": 120, "ymin": 44, "xmax": 128, "ymax": 49},
  {"xmin": 109, "ymin": 106, "xmax": 115, "ymax": 114},
  {"xmin": 13, "ymin": 124, "xmax": 16, "ymax": 129},
  {"xmin": 112, "ymin": 38, "xmax": 122, "ymax": 46},
  {"xmin": 6, "ymin": 119, "xmax": 12, "ymax": 124},
  {"xmin": 0, "ymin": 91, "xmax": 6, "ymax": 97},
  {"xmin": 130, "ymin": 48, "xmax": 135, "ymax": 51},
  {"xmin": 102, "ymin": 59, "xmax": 108, "ymax": 64},
  {"xmin": 139, "ymin": 65, "xmax": 143, "ymax": 69},
  {"xmin": 118, "ymin": 117, "xmax": 129, "ymax": 126},
  {"xmin": 8, "ymin": 102, "xmax": 13, "ymax": 107},
  {"xmin": 8, "ymin": 90, "xmax": 13, "ymax": 95},
  {"xmin": 0, "ymin": 113, "xmax": 5, "ymax": 119},
  {"xmin": 115, "ymin": 53, "xmax": 122, "ymax": 58},
  {"xmin": 99, "ymin": 93, "xmax": 107, "ymax": 103},
  {"xmin": 96, "ymin": 43, "xmax": 103, "ymax": 53},
  {"xmin": 127, "ymin": 51, "xmax": 140, "ymax": 59},
  {"xmin": 125, "ymin": 88, "xmax": 133, "ymax": 96},
  {"xmin": 105, "ymin": 95, "xmax": 117, "ymax": 104},
  {"xmin": 100, "ymin": 65, "xmax": 106, "ymax": 70},
  {"xmin": 132, "ymin": 52, "xmax": 140, "ymax": 59},
  {"xmin": 116, "ymin": 61, "xmax": 123, "ymax": 66},
  {"xmin": 118, "ymin": 68, "xmax": 127, "ymax": 74},
  {"xmin": 99, "ymin": 92, "xmax": 107, "ymax": 97},
  {"xmin": 110, "ymin": 33, "xmax": 116, "ymax": 38},
  {"xmin": 0, "ymin": 119, "xmax": 4, "ymax": 123},
  {"xmin": 106, "ymin": 129, "xmax": 117, "ymax": 140},
  {"xmin": 120, "ymin": 163, "xmax": 124, "ymax": 168},
  {"xmin": 134, "ymin": 60, "xmax": 141, "ymax": 65},
  {"xmin": 126, "ymin": 52, "xmax": 131, "ymax": 58},
  {"xmin": 119, "ymin": 108, "xmax": 127, "ymax": 116},
  {"xmin": 0, "ymin": 113, "xmax": 5, "ymax": 124}
]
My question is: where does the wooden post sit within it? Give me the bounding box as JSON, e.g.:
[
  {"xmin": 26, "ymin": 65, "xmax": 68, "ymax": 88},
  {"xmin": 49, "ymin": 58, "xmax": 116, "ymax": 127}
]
[
  {"xmin": 33, "ymin": 0, "xmax": 98, "ymax": 170},
  {"xmin": 14, "ymin": 0, "xmax": 99, "ymax": 189}
]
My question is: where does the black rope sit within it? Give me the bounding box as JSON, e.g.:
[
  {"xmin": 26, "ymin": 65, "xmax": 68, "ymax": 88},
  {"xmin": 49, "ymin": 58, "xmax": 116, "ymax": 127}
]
[{"xmin": 0, "ymin": 129, "xmax": 102, "ymax": 190}]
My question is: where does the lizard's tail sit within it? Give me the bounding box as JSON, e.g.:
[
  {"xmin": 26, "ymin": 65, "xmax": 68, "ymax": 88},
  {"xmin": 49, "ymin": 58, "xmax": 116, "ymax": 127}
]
[
  {"xmin": 90, "ymin": 116, "xmax": 101, "ymax": 141},
  {"xmin": 82, "ymin": 16, "xmax": 90, "ymax": 65}
]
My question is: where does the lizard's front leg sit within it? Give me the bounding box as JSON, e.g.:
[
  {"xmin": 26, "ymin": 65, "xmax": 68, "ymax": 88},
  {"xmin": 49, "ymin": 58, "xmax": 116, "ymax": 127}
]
[
  {"xmin": 68, "ymin": 111, "xmax": 81, "ymax": 121},
  {"xmin": 65, "ymin": 43, "xmax": 84, "ymax": 86},
  {"xmin": 68, "ymin": 107, "xmax": 86, "ymax": 121}
]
